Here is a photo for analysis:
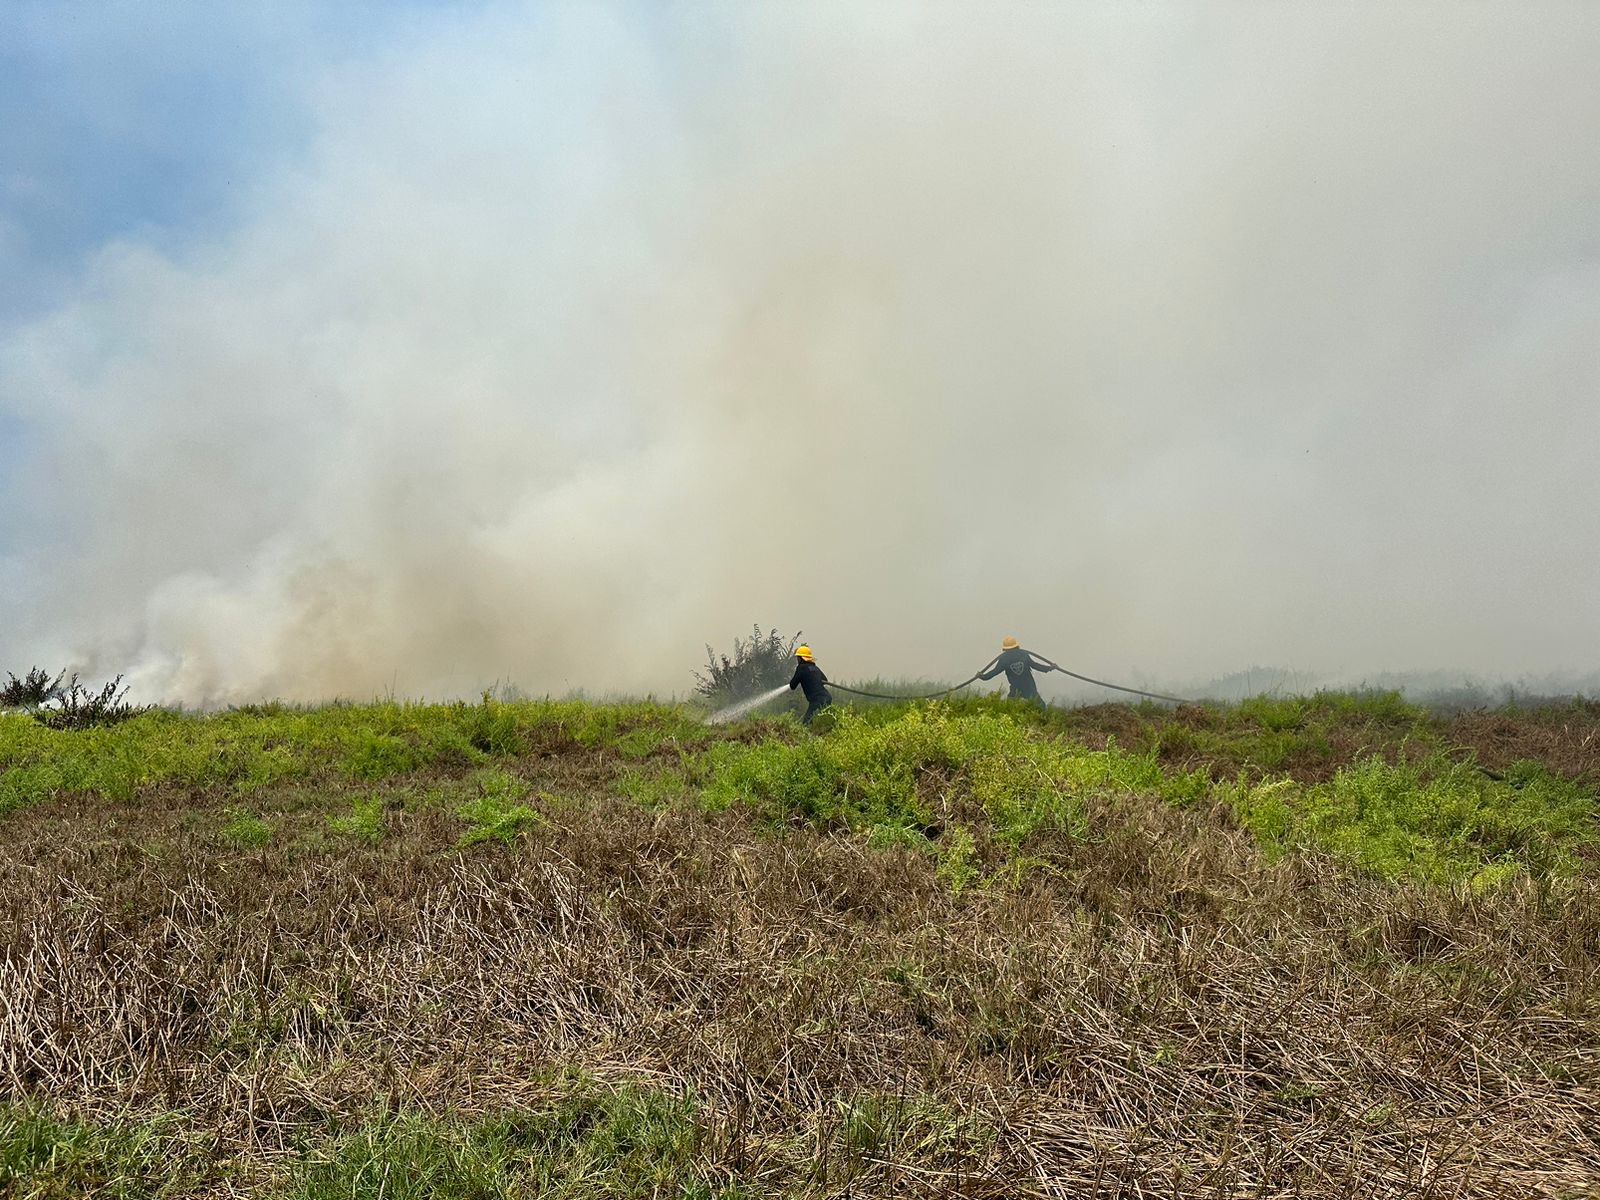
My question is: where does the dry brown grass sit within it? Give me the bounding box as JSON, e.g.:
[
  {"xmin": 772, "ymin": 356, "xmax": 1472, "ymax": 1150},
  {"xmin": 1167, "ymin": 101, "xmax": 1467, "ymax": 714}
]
[
  {"xmin": 3, "ymin": 732, "xmax": 1598, "ymax": 1197},
  {"xmin": 1445, "ymin": 702, "xmax": 1600, "ymax": 788}
]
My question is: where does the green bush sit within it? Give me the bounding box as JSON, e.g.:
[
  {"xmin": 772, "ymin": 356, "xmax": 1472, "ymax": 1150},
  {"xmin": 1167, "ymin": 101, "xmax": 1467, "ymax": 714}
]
[
  {"xmin": 342, "ymin": 730, "xmax": 425, "ymax": 780},
  {"xmin": 0, "ymin": 667, "xmax": 63, "ymax": 707},
  {"xmin": 694, "ymin": 625, "xmax": 801, "ymax": 708},
  {"xmin": 455, "ymin": 693, "xmax": 526, "ymax": 756}
]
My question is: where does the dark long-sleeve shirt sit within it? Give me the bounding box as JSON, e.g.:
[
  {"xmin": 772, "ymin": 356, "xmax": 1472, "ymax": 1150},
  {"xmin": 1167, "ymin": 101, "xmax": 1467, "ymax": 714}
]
[
  {"xmin": 789, "ymin": 660, "xmax": 831, "ymax": 704},
  {"xmin": 978, "ymin": 647, "xmax": 1054, "ymax": 700}
]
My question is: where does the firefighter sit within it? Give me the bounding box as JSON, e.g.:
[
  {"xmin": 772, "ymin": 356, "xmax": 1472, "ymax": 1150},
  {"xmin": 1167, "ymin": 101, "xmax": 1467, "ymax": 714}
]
[
  {"xmin": 788, "ymin": 644, "xmax": 833, "ymax": 725},
  {"xmin": 977, "ymin": 636, "xmax": 1056, "ymax": 704}
]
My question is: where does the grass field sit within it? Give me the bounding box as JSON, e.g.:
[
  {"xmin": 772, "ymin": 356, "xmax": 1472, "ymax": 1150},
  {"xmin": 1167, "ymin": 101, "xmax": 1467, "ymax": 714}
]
[{"xmin": 2, "ymin": 691, "xmax": 1598, "ymax": 1197}]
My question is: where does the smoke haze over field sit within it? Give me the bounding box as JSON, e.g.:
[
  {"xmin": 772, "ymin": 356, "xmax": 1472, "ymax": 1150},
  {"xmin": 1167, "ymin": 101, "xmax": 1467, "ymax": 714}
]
[{"xmin": 3, "ymin": 3, "xmax": 1600, "ymax": 703}]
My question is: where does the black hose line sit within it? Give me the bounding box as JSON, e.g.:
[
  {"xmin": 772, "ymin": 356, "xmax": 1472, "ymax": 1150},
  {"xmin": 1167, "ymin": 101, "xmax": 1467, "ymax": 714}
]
[
  {"xmin": 1031, "ymin": 658, "xmax": 1192, "ymax": 705},
  {"xmin": 826, "ymin": 673, "xmax": 984, "ymax": 702},
  {"xmin": 824, "ymin": 653, "xmax": 1192, "ymax": 706}
]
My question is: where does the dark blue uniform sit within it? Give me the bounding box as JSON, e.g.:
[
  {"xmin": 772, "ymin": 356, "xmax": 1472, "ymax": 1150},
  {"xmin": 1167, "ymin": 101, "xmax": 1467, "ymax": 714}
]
[
  {"xmin": 978, "ymin": 647, "xmax": 1054, "ymax": 703},
  {"xmin": 789, "ymin": 660, "xmax": 833, "ymax": 724}
]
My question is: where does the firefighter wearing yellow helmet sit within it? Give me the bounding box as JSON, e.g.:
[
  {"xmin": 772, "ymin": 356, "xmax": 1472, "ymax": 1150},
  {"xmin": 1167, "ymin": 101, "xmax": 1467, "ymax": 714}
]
[
  {"xmin": 788, "ymin": 644, "xmax": 833, "ymax": 725},
  {"xmin": 978, "ymin": 636, "xmax": 1056, "ymax": 705}
]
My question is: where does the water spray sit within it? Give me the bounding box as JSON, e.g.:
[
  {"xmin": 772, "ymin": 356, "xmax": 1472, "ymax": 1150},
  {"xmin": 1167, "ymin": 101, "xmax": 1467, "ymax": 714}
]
[{"xmin": 706, "ymin": 684, "xmax": 791, "ymax": 725}]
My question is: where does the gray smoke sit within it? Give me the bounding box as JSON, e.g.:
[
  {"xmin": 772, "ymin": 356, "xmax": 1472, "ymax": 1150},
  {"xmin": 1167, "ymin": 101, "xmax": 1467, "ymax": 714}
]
[{"xmin": 3, "ymin": 3, "xmax": 1599, "ymax": 703}]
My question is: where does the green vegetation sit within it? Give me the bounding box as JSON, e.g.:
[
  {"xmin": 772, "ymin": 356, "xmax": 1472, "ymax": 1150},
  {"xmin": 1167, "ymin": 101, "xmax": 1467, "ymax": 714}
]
[
  {"xmin": 0, "ymin": 1083, "xmax": 997, "ymax": 1199},
  {"xmin": 327, "ymin": 794, "xmax": 387, "ymax": 844},
  {"xmin": 1227, "ymin": 752, "xmax": 1597, "ymax": 884},
  {"xmin": 0, "ymin": 697, "xmax": 709, "ymax": 817},
  {"xmin": 0, "ymin": 1106, "xmax": 213, "ymax": 1199},
  {"xmin": 457, "ymin": 768, "xmax": 545, "ymax": 846},
  {"xmin": 3, "ymin": 689, "xmax": 1595, "ymax": 885},
  {"xmin": 686, "ymin": 704, "xmax": 1205, "ymax": 879},
  {"xmin": 286, "ymin": 1086, "xmax": 722, "ymax": 1200},
  {"xmin": 695, "ymin": 625, "xmax": 802, "ymax": 710},
  {"xmin": 220, "ymin": 807, "xmax": 273, "ymax": 848}
]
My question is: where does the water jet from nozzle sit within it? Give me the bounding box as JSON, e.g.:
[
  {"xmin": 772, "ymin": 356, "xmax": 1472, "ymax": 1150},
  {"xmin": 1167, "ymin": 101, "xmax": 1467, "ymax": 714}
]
[{"xmin": 706, "ymin": 684, "xmax": 790, "ymax": 725}]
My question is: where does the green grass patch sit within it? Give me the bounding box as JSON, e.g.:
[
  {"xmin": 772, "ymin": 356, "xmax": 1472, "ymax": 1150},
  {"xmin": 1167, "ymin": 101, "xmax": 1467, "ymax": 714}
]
[
  {"xmin": 0, "ymin": 699, "xmax": 708, "ymax": 818},
  {"xmin": 823, "ymin": 1092, "xmax": 992, "ymax": 1182},
  {"xmin": 1, "ymin": 1084, "xmax": 990, "ymax": 1199},
  {"xmin": 617, "ymin": 765, "xmax": 696, "ymax": 808},
  {"xmin": 1233, "ymin": 689, "xmax": 1426, "ymax": 733},
  {"xmin": 1, "ymin": 1086, "xmax": 750, "ymax": 1200},
  {"xmin": 0, "ymin": 1105, "xmax": 217, "ymax": 1199},
  {"xmin": 457, "ymin": 769, "xmax": 544, "ymax": 847},
  {"xmin": 1226, "ymin": 753, "xmax": 1599, "ymax": 884},
  {"xmin": 691, "ymin": 703, "xmax": 1205, "ymax": 847},
  {"xmin": 221, "ymin": 808, "xmax": 273, "ymax": 849},
  {"xmin": 327, "ymin": 795, "xmax": 387, "ymax": 844}
]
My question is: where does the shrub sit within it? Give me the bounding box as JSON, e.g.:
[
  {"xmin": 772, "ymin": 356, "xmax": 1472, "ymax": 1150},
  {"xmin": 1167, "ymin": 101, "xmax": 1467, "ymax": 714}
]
[
  {"xmin": 456, "ymin": 693, "xmax": 526, "ymax": 756},
  {"xmin": 694, "ymin": 625, "xmax": 801, "ymax": 707},
  {"xmin": 33, "ymin": 674, "xmax": 149, "ymax": 730},
  {"xmin": 699, "ymin": 737, "xmax": 840, "ymax": 820},
  {"xmin": 934, "ymin": 823, "xmax": 979, "ymax": 894},
  {"xmin": 341, "ymin": 730, "xmax": 424, "ymax": 780},
  {"xmin": 0, "ymin": 667, "xmax": 64, "ymax": 708}
]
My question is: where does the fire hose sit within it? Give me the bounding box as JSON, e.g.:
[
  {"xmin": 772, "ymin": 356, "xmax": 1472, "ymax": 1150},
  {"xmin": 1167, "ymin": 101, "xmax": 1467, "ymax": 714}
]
[{"xmin": 824, "ymin": 654, "xmax": 1192, "ymax": 705}]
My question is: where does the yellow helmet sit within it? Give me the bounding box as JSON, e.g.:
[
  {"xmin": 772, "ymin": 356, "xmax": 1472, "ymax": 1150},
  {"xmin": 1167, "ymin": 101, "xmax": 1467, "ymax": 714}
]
[
  {"xmin": 1001, "ymin": 636, "xmax": 1020, "ymax": 650},
  {"xmin": 795, "ymin": 645, "xmax": 814, "ymax": 661}
]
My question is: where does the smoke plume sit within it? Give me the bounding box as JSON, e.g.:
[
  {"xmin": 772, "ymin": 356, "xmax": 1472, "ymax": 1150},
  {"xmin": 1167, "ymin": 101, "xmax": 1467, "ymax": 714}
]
[{"xmin": 3, "ymin": 4, "xmax": 1599, "ymax": 702}]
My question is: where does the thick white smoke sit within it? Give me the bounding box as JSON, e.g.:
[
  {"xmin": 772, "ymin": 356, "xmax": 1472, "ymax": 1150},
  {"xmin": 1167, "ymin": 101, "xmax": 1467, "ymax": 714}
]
[{"xmin": 3, "ymin": 4, "xmax": 1599, "ymax": 702}]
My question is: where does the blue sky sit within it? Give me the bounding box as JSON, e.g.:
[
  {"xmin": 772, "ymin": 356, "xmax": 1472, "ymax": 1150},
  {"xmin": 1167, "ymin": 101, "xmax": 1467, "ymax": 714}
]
[
  {"xmin": 0, "ymin": 3, "xmax": 464, "ymax": 521},
  {"xmin": 0, "ymin": 2, "xmax": 461, "ymax": 320}
]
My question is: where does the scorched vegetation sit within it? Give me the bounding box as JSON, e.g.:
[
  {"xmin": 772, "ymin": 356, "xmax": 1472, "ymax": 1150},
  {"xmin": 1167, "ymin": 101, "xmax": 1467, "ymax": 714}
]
[{"xmin": 1, "ymin": 691, "xmax": 1598, "ymax": 1197}]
